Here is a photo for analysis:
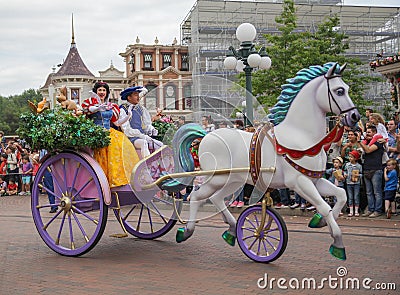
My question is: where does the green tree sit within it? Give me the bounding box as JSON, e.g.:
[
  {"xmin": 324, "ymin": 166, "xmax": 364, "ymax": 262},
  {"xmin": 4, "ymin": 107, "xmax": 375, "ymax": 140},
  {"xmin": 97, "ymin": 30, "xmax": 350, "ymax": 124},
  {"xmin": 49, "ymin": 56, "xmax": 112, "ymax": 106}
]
[
  {"xmin": 0, "ymin": 89, "xmax": 41, "ymax": 135},
  {"xmin": 239, "ymin": 0, "xmax": 380, "ymax": 112}
]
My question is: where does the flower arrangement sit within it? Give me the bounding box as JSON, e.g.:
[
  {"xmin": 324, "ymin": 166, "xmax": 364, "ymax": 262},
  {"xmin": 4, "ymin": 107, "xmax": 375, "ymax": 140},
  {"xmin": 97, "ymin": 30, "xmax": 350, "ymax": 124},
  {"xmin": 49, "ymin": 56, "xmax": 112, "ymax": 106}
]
[
  {"xmin": 370, "ymin": 53, "xmax": 400, "ymax": 70},
  {"xmin": 152, "ymin": 116, "xmax": 176, "ymax": 145},
  {"xmin": 17, "ymin": 107, "xmax": 110, "ymax": 152}
]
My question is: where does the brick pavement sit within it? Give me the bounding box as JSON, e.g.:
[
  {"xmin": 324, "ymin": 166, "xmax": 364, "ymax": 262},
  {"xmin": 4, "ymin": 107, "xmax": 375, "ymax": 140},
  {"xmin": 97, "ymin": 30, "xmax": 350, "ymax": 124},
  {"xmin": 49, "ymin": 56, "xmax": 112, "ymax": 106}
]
[{"xmin": 0, "ymin": 195, "xmax": 399, "ymax": 295}]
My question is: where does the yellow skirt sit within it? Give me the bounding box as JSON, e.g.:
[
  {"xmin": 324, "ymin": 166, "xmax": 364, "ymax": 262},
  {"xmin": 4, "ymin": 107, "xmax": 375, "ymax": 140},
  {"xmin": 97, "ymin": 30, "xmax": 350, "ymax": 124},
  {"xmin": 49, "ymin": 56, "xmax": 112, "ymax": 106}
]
[{"xmin": 94, "ymin": 128, "xmax": 139, "ymax": 188}]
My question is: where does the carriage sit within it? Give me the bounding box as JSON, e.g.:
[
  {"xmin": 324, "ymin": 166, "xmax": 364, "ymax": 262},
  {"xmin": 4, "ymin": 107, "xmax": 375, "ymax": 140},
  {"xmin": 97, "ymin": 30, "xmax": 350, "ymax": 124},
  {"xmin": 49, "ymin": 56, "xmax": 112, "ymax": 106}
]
[
  {"xmin": 30, "ymin": 62, "xmax": 360, "ymax": 262},
  {"xmin": 31, "ymin": 144, "xmax": 288, "ymax": 262}
]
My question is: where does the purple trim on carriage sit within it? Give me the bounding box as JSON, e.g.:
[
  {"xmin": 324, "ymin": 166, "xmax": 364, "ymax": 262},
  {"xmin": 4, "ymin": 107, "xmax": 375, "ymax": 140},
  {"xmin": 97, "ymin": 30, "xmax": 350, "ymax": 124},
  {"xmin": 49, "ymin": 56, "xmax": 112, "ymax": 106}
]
[
  {"xmin": 78, "ymin": 151, "xmax": 112, "ymax": 205},
  {"xmin": 282, "ymin": 154, "xmax": 324, "ymax": 178}
]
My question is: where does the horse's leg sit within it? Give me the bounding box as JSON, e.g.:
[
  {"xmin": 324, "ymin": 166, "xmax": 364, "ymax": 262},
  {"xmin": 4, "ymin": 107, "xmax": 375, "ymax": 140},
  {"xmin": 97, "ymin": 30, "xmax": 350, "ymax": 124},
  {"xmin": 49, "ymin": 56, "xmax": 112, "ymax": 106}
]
[
  {"xmin": 315, "ymin": 178, "xmax": 346, "ymax": 220},
  {"xmin": 209, "ymin": 193, "xmax": 237, "ymax": 246},
  {"xmin": 292, "ymin": 175, "xmax": 346, "ymax": 260},
  {"xmin": 314, "ymin": 178, "xmax": 346, "ymax": 259},
  {"xmin": 176, "ymin": 186, "xmax": 205, "ymax": 243}
]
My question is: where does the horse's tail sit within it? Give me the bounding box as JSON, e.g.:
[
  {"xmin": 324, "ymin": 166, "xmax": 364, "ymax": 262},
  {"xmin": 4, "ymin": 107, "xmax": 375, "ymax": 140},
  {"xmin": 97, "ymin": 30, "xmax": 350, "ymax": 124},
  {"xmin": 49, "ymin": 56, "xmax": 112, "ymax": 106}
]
[
  {"xmin": 158, "ymin": 123, "xmax": 207, "ymax": 192},
  {"xmin": 172, "ymin": 123, "xmax": 207, "ymax": 173}
]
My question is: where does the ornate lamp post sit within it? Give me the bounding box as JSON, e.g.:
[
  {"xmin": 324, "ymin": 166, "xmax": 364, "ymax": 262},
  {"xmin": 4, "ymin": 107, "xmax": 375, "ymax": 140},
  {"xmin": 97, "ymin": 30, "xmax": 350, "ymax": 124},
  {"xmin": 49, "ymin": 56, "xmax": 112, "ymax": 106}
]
[{"xmin": 224, "ymin": 23, "xmax": 271, "ymax": 127}]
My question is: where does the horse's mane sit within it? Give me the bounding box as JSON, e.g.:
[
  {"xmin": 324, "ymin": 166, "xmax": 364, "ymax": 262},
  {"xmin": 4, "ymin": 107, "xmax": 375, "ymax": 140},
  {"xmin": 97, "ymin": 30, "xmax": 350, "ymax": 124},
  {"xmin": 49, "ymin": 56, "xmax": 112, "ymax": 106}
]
[{"xmin": 268, "ymin": 62, "xmax": 340, "ymax": 126}]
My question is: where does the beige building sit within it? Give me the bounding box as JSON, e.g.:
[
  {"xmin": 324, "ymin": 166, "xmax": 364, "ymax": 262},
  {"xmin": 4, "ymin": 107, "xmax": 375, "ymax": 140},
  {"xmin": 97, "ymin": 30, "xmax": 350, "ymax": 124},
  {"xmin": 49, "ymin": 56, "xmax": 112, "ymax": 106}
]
[{"xmin": 40, "ymin": 21, "xmax": 191, "ymax": 117}]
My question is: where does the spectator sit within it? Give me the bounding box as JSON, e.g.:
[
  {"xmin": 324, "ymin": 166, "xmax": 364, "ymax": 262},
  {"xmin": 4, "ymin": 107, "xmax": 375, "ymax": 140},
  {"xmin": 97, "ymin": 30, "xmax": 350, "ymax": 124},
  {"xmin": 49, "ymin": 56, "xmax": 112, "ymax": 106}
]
[
  {"xmin": 386, "ymin": 119, "xmax": 399, "ymax": 160},
  {"xmin": 6, "ymin": 178, "xmax": 18, "ymax": 196},
  {"xmin": 19, "ymin": 155, "xmax": 33, "ymax": 195},
  {"xmin": 201, "ymin": 116, "xmax": 215, "ymax": 133},
  {"xmin": 359, "ymin": 125, "xmax": 384, "ymax": 217},
  {"xmin": 343, "ymin": 150, "xmax": 362, "ymax": 217},
  {"xmin": 234, "ymin": 119, "xmax": 244, "ymax": 130},
  {"xmin": 275, "ymin": 188, "xmax": 290, "ymax": 208},
  {"xmin": 0, "ymin": 153, "xmax": 7, "ymax": 176},
  {"xmin": 5, "ymin": 146, "xmax": 18, "ymax": 182},
  {"xmin": 324, "ymin": 156, "xmax": 345, "ymax": 214},
  {"xmin": 218, "ymin": 121, "xmax": 228, "ymax": 129},
  {"xmin": 175, "ymin": 116, "xmax": 186, "ymax": 128},
  {"xmin": 0, "ymin": 131, "xmax": 5, "ymax": 151},
  {"xmin": 290, "ymin": 192, "xmax": 307, "ymax": 210},
  {"xmin": 369, "ymin": 112, "xmax": 388, "ymax": 139},
  {"xmin": 31, "ymin": 154, "xmax": 40, "ymax": 181},
  {"xmin": 229, "ymin": 188, "xmax": 245, "ymax": 208},
  {"xmin": 383, "ymin": 158, "xmax": 398, "ymax": 219},
  {"xmin": 326, "ymin": 140, "xmax": 342, "ymax": 170},
  {"xmin": 340, "ymin": 129, "xmax": 362, "ymax": 163},
  {"xmin": 0, "ymin": 175, "xmax": 6, "ymax": 196}
]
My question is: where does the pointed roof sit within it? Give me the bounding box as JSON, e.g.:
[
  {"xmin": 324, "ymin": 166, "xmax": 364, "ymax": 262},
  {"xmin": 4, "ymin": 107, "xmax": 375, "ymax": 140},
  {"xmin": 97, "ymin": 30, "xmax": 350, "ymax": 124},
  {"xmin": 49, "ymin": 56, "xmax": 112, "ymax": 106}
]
[{"xmin": 53, "ymin": 14, "xmax": 94, "ymax": 77}]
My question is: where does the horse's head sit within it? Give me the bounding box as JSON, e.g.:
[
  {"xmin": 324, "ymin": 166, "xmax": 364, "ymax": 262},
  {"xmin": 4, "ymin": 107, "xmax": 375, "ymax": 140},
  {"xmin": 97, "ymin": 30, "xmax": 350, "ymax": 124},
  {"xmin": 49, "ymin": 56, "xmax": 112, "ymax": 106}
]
[{"xmin": 324, "ymin": 63, "xmax": 360, "ymax": 127}]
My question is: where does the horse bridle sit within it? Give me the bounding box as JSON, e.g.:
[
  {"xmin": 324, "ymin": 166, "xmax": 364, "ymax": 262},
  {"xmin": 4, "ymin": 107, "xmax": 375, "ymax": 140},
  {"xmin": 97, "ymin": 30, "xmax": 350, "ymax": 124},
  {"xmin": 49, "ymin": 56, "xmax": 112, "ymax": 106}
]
[{"xmin": 324, "ymin": 63, "xmax": 356, "ymax": 117}]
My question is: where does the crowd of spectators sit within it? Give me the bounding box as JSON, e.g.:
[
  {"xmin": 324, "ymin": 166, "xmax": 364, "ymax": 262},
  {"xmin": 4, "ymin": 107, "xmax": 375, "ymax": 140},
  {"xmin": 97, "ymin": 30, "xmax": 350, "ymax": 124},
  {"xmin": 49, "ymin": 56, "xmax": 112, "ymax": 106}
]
[
  {"xmin": 0, "ymin": 134, "xmax": 39, "ymax": 196},
  {"xmin": 274, "ymin": 109, "xmax": 400, "ymax": 219},
  {"xmin": 1, "ymin": 109, "xmax": 400, "ymax": 219}
]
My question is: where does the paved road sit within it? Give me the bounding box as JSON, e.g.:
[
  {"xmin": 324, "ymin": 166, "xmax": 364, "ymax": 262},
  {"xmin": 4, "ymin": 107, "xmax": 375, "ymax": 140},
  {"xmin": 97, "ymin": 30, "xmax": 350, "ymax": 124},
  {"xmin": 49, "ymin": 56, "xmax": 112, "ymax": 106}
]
[{"xmin": 0, "ymin": 195, "xmax": 399, "ymax": 295}]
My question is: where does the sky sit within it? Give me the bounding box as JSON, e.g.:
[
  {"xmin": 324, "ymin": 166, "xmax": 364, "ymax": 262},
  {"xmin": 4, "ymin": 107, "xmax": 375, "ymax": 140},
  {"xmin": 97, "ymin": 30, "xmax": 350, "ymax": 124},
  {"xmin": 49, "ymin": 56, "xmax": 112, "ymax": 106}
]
[{"xmin": 0, "ymin": 0, "xmax": 399, "ymax": 97}]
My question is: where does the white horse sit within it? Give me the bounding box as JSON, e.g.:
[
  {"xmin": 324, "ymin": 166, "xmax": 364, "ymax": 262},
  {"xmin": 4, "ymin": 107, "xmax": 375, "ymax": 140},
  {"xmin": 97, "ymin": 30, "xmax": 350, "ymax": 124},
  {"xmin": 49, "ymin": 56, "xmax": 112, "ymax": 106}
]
[{"xmin": 173, "ymin": 63, "xmax": 360, "ymax": 260}]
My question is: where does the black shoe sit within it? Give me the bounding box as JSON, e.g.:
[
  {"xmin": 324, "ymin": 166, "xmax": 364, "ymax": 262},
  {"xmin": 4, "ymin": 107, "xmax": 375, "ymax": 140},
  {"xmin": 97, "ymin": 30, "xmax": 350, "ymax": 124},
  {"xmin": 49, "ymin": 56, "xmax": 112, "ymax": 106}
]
[{"xmin": 49, "ymin": 208, "xmax": 57, "ymax": 213}]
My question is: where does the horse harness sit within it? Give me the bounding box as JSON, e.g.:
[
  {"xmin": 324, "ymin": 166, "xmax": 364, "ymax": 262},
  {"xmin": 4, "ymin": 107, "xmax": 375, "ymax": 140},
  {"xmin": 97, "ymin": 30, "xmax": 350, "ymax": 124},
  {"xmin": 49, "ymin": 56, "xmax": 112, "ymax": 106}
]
[{"xmin": 249, "ymin": 123, "xmax": 344, "ymax": 186}]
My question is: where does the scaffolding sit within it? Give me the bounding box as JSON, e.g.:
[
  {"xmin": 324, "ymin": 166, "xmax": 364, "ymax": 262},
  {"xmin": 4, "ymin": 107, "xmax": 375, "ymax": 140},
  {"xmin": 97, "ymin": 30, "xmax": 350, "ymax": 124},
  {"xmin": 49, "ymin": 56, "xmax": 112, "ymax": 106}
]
[{"xmin": 181, "ymin": 0, "xmax": 400, "ymax": 110}]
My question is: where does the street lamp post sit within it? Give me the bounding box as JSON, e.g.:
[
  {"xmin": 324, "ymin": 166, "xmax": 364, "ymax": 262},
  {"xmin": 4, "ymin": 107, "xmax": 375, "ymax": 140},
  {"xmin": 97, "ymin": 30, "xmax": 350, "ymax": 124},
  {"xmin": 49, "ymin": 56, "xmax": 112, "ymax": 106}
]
[{"xmin": 224, "ymin": 23, "xmax": 271, "ymax": 127}]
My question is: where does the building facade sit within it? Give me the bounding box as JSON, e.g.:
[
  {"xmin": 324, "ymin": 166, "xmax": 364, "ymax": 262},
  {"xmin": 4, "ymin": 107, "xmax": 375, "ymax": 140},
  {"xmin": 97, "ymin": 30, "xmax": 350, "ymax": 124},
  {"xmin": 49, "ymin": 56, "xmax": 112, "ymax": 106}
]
[
  {"xmin": 40, "ymin": 23, "xmax": 192, "ymax": 118},
  {"xmin": 119, "ymin": 36, "xmax": 192, "ymax": 116}
]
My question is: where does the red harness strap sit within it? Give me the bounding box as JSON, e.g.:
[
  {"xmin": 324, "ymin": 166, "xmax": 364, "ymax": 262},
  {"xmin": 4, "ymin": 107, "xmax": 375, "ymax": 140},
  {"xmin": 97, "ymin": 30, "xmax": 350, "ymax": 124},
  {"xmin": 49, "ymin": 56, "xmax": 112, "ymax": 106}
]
[{"xmin": 275, "ymin": 124, "xmax": 344, "ymax": 160}]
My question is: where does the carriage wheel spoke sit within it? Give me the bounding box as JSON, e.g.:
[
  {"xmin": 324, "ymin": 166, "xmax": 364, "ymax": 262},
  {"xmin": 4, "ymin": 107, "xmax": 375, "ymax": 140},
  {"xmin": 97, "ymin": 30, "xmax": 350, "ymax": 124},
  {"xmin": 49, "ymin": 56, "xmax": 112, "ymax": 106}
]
[
  {"xmin": 122, "ymin": 205, "xmax": 137, "ymax": 221},
  {"xmin": 68, "ymin": 212, "xmax": 75, "ymax": 250},
  {"xmin": 244, "ymin": 216, "xmax": 257, "ymax": 230},
  {"xmin": 71, "ymin": 210, "xmax": 89, "ymax": 242},
  {"xmin": 69, "ymin": 162, "xmax": 82, "ymax": 195},
  {"xmin": 150, "ymin": 201, "xmax": 168, "ymax": 224},
  {"xmin": 42, "ymin": 209, "xmax": 62, "ymax": 230},
  {"xmin": 71, "ymin": 205, "xmax": 98, "ymax": 224},
  {"xmin": 71, "ymin": 178, "xmax": 94, "ymax": 201},
  {"xmin": 72, "ymin": 198, "xmax": 100, "ymax": 205},
  {"xmin": 55, "ymin": 211, "xmax": 67, "ymax": 245},
  {"xmin": 136, "ymin": 205, "xmax": 145, "ymax": 232},
  {"xmin": 38, "ymin": 184, "xmax": 62, "ymax": 201},
  {"xmin": 62, "ymin": 158, "xmax": 68, "ymax": 192},
  {"xmin": 146, "ymin": 207, "xmax": 154, "ymax": 233},
  {"xmin": 36, "ymin": 202, "xmax": 60, "ymax": 209},
  {"xmin": 47, "ymin": 166, "xmax": 66, "ymax": 196}
]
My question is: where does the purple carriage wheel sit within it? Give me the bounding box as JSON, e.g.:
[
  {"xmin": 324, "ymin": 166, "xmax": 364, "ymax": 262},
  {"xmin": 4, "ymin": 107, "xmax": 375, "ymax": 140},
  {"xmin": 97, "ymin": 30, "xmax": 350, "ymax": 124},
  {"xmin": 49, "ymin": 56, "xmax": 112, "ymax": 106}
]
[
  {"xmin": 31, "ymin": 152, "xmax": 107, "ymax": 256},
  {"xmin": 236, "ymin": 206, "xmax": 288, "ymax": 263},
  {"xmin": 113, "ymin": 191, "xmax": 182, "ymax": 239}
]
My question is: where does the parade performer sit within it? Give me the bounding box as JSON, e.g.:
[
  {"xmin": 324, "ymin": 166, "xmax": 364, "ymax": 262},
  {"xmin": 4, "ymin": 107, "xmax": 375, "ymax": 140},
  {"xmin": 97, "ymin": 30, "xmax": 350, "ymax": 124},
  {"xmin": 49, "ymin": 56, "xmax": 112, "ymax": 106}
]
[
  {"xmin": 119, "ymin": 86, "xmax": 163, "ymax": 158},
  {"xmin": 81, "ymin": 82, "xmax": 139, "ymax": 187}
]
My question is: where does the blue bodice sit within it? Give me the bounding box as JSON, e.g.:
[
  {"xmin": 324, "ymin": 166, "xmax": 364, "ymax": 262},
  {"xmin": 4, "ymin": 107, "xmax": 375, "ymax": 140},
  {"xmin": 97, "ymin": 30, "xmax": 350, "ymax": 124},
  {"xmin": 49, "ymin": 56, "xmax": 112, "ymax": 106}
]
[{"xmin": 89, "ymin": 110, "xmax": 113, "ymax": 130}]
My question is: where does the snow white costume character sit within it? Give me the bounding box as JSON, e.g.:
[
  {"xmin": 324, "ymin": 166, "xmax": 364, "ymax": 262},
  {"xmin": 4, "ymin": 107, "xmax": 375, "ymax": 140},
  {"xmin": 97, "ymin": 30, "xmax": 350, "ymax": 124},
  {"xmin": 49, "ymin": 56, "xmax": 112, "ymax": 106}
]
[{"xmin": 81, "ymin": 82, "xmax": 139, "ymax": 187}]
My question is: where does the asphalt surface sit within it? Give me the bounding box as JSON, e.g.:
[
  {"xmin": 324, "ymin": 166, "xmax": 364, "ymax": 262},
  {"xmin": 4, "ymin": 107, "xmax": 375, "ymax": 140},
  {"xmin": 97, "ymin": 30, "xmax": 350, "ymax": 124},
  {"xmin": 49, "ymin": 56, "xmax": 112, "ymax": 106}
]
[{"xmin": 0, "ymin": 195, "xmax": 399, "ymax": 295}]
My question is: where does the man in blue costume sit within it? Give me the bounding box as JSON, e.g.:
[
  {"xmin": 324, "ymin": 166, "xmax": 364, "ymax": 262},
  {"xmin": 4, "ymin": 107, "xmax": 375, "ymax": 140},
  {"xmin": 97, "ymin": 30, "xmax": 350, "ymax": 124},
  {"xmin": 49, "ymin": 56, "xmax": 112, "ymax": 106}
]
[{"xmin": 119, "ymin": 86, "xmax": 163, "ymax": 158}]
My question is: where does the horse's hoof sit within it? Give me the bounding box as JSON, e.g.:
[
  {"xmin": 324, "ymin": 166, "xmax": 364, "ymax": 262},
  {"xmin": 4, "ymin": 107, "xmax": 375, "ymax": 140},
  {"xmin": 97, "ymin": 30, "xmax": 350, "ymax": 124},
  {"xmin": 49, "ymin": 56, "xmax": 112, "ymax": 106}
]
[
  {"xmin": 176, "ymin": 227, "xmax": 186, "ymax": 243},
  {"xmin": 222, "ymin": 230, "xmax": 236, "ymax": 246},
  {"xmin": 308, "ymin": 213, "xmax": 327, "ymax": 228},
  {"xmin": 329, "ymin": 244, "xmax": 346, "ymax": 260}
]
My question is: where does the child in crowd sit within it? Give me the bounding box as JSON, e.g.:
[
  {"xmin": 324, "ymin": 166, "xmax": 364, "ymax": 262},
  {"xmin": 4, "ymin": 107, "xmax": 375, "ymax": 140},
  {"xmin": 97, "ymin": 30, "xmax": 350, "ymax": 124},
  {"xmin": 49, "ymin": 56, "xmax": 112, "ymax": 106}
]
[
  {"xmin": 20, "ymin": 155, "xmax": 33, "ymax": 195},
  {"xmin": 7, "ymin": 178, "xmax": 18, "ymax": 195},
  {"xmin": 344, "ymin": 150, "xmax": 362, "ymax": 217},
  {"xmin": 0, "ymin": 175, "xmax": 6, "ymax": 196},
  {"xmin": 31, "ymin": 154, "xmax": 40, "ymax": 182},
  {"xmin": 325, "ymin": 156, "xmax": 345, "ymax": 214},
  {"xmin": 383, "ymin": 158, "xmax": 399, "ymax": 219},
  {"xmin": 0, "ymin": 153, "xmax": 7, "ymax": 176}
]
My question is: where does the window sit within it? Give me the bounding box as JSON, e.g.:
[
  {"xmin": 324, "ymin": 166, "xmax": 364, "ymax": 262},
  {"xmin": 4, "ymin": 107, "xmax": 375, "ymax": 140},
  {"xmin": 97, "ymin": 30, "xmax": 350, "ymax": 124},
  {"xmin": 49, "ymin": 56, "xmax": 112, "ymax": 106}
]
[
  {"xmin": 181, "ymin": 54, "xmax": 189, "ymax": 71},
  {"xmin": 144, "ymin": 83, "xmax": 157, "ymax": 109},
  {"xmin": 129, "ymin": 54, "xmax": 135, "ymax": 73},
  {"xmin": 164, "ymin": 84, "xmax": 177, "ymax": 110},
  {"xmin": 143, "ymin": 53, "xmax": 153, "ymax": 70},
  {"xmin": 162, "ymin": 54, "xmax": 172, "ymax": 69}
]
